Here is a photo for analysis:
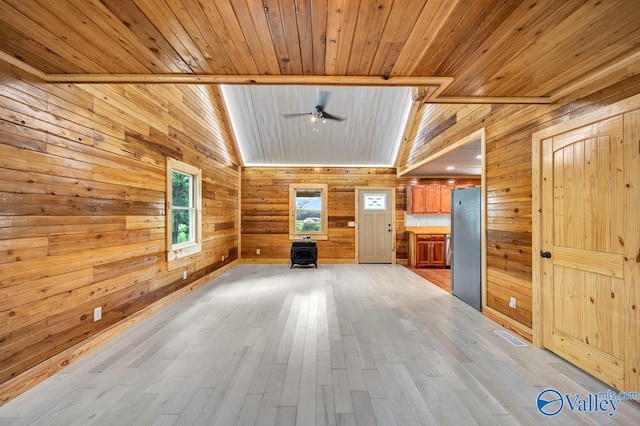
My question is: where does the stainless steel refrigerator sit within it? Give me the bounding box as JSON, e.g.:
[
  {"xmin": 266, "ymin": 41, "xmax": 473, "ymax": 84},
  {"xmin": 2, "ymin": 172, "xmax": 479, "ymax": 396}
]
[{"xmin": 451, "ymin": 187, "xmax": 482, "ymax": 311}]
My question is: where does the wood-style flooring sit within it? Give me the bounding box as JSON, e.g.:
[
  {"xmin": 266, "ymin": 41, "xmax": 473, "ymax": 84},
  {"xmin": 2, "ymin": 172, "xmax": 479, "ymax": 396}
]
[
  {"xmin": 1, "ymin": 264, "xmax": 638, "ymax": 425},
  {"xmin": 407, "ymin": 267, "xmax": 451, "ymax": 293}
]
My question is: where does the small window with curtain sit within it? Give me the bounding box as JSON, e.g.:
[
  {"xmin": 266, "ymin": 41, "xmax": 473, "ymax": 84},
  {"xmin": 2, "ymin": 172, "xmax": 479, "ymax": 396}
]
[
  {"xmin": 167, "ymin": 158, "xmax": 202, "ymax": 262},
  {"xmin": 289, "ymin": 183, "xmax": 328, "ymax": 240}
]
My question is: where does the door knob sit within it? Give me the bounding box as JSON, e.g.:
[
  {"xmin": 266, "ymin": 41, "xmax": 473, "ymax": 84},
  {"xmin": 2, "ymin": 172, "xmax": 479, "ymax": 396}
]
[{"xmin": 540, "ymin": 250, "xmax": 552, "ymax": 259}]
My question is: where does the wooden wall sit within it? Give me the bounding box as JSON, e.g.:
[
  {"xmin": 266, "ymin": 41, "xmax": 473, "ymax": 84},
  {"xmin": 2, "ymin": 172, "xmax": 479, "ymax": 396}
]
[
  {"xmin": 240, "ymin": 168, "xmax": 479, "ymax": 265},
  {"xmin": 241, "ymin": 167, "xmax": 403, "ymax": 263},
  {"xmin": 398, "ymin": 75, "xmax": 640, "ymax": 338},
  {"xmin": 0, "ymin": 62, "xmax": 239, "ymax": 388}
]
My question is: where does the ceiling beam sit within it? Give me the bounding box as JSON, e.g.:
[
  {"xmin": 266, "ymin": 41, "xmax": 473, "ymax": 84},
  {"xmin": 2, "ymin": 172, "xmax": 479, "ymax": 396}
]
[{"xmin": 0, "ymin": 50, "xmax": 551, "ymax": 104}]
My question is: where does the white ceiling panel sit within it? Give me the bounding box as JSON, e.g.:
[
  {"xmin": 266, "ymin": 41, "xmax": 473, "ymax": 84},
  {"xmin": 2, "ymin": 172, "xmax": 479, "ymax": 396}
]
[
  {"xmin": 221, "ymin": 85, "xmax": 412, "ymax": 166},
  {"xmin": 404, "ymin": 140, "xmax": 482, "ymax": 176}
]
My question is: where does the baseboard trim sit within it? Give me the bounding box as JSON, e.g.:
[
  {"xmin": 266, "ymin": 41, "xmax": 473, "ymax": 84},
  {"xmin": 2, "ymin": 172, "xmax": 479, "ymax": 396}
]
[
  {"xmin": 483, "ymin": 305, "xmax": 533, "ymax": 342},
  {"xmin": 0, "ymin": 260, "xmax": 238, "ymax": 406}
]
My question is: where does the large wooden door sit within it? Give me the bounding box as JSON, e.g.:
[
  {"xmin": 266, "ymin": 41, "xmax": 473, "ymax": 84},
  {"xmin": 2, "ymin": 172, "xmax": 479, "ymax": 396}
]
[
  {"xmin": 536, "ymin": 110, "xmax": 640, "ymax": 392},
  {"xmin": 358, "ymin": 189, "xmax": 393, "ymax": 263}
]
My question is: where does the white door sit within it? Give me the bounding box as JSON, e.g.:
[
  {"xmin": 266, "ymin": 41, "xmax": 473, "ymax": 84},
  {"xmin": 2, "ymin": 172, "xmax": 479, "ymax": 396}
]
[{"xmin": 357, "ymin": 189, "xmax": 393, "ymax": 263}]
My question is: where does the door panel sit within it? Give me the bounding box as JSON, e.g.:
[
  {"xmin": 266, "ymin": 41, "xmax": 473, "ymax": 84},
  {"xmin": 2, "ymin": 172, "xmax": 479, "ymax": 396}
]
[
  {"xmin": 431, "ymin": 239, "xmax": 445, "ymax": 265},
  {"xmin": 541, "ymin": 113, "xmax": 631, "ymax": 389},
  {"xmin": 411, "ymin": 186, "xmax": 426, "ymax": 213},
  {"xmin": 426, "ymin": 185, "xmax": 440, "ymax": 212},
  {"xmin": 358, "ymin": 189, "xmax": 393, "ymax": 263}
]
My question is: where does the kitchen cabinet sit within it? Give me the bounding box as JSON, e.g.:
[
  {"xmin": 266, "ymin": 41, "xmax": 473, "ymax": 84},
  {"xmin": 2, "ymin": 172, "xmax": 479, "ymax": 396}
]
[
  {"xmin": 439, "ymin": 185, "xmax": 455, "ymax": 213},
  {"xmin": 408, "ymin": 185, "xmax": 427, "ymax": 213},
  {"xmin": 415, "ymin": 234, "xmax": 446, "ymax": 268},
  {"xmin": 425, "ymin": 185, "xmax": 440, "ymax": 213},
  {"xmin": 407, "ymin": 184, "xmax": 454, "ymax": 214}
]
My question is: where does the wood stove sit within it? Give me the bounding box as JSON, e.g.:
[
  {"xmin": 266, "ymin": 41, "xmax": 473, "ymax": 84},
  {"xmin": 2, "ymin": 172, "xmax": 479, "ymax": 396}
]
[{"xmin": 290, "ymin": 240, "xmax": 318, "ymax": 268}]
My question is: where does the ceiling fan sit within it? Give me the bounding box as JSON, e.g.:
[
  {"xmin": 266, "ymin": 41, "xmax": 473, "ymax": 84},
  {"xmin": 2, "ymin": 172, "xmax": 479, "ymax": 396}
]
[{"xmin": 282, "ymin": 89, "xmax": 346, "ymax": 123}]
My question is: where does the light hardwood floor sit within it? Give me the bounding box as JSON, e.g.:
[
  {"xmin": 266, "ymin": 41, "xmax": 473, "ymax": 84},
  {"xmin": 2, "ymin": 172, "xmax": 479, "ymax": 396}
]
[{"xmin": 1, "ymin": 265, "xmax": 638, "ymax": 425}]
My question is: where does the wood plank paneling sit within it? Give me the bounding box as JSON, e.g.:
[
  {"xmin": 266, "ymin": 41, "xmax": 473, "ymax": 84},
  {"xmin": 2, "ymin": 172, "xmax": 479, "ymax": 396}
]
[
  {"xmin": 1, "ymin": 1, "xmax": 640, "ymax": 103},
  {"xmin": 241, "ymin": 167, "xmax": 399, "ymax": 263},
  {"xmin": 241, "ymin": 171, "xmax": 477, "ymax": 265},
  {"xmin": 0, "ymin": 60, "xmax": 239, "ymax": 387}
]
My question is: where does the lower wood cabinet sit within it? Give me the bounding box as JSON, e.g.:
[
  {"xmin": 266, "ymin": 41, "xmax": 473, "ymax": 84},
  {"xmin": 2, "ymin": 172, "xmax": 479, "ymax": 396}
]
[{"xmin": 415, "ymin": 234, "xmax": 446, "ymax": 268}]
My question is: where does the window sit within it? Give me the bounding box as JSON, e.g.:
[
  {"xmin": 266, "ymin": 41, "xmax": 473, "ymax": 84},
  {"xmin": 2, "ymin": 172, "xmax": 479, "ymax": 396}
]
[
  {"xmin": 167, "ymin": 158, "xmax": 202, "ymax": 262},
  {"xmin": 289, "ymin": 183, "xmax": 328, "ymax": 240}
]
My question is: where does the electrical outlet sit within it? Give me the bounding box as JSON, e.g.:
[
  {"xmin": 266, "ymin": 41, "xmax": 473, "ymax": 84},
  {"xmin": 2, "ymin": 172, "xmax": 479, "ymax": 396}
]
[
  {"xmin": 93, "ymin": 306, "xmax": 102, "ymax": 322},
  {"xmin": 183, "ymin": 270, "xmax": 187, "ymax": 279},
  {"xmin": 256, "ymin": 248, "xmax": 260, "ymax": 255},
  {"xmin": 509, "ymin": 297, "xmax": 517, "ymax": 309}
]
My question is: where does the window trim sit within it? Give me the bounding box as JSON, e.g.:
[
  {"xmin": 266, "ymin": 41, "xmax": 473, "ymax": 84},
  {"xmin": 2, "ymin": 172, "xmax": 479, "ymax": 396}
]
[
  {"xmin": 289, "ymin": 183, "xmax": 328, "ymax": 240},
  {"xmin": 166, "ymin": 157, "xmax": 203, "ymax": 262}
]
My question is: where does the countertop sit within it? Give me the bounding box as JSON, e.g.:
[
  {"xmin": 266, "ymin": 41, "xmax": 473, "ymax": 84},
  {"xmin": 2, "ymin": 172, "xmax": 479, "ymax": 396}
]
[{"xmin": 405, "ymin": 226, "xmax": 451, "ymax": 234}]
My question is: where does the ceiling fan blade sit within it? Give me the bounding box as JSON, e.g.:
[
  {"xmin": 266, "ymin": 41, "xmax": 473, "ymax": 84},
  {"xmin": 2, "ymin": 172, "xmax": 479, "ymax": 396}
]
[
  {"xmin": 282, "ymin": 112, "xmax": 311, "ymax": 118},
  {"xmin": 321, "ymin": 111, "xmax": 346, "ymax": 122},
  {"xmin": 317, "ymin": 90, "xmax": 330, "ymax": 109}
]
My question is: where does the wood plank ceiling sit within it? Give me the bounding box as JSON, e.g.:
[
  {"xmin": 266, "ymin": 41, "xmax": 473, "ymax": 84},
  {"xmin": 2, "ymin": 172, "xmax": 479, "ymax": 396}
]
[{"xmin": 1, "ymin": 0, "xmax": 640, "ymax": 165}]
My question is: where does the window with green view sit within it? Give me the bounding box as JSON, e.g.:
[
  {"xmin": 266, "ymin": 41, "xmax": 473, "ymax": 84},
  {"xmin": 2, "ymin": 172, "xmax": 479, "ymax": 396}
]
[
  {"xmin": 295, "ymin": 188, "xmax": 323, "ymax": 233},
  {"xmin": 289, "ymin": 184, "xmax": 328, "ymax": 240},
  {"xmin": 166, "ymin": 158, "xmax": 202, "ymax": 261},
  {"xmin": 171, "ymin": 171, "xmax": 195, "ymax": 244}
]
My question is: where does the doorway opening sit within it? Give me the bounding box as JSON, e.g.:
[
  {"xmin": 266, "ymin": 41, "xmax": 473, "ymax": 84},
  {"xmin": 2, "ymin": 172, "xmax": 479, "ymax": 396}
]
[{"xmin": 399, "ymin": 128, "xmax": 487, "ymax": 303}]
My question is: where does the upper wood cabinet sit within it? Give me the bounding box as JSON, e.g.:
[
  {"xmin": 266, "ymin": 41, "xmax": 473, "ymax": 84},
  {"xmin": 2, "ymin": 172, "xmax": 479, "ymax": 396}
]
[
  {"xmin": 425, "ymin": 185, "xmax": 440, "ymax": 213},
  {"xmin": 408, "ymin": 185, "xmax": 427, "ymax": 213},
  {"xmin": 407, "ymin": 184, "xmax": 455, "ymax": 214},
  {"xmin": 439, "ymin": 185, "xmax": 455, "ymax": 213}
]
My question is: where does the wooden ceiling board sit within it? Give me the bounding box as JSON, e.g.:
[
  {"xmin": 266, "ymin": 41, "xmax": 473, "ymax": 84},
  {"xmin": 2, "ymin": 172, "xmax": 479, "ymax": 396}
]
[
  {"xmin": 132, "ymin": 0, "xmax": 209, "ymax": 73},
  {"xmin": 348, "ymin": 0, "xmax": 393, "ymax": 76},
  {"xmin": 0, "ymin": 26, "xmax": 72, "ymax": 75},
  {"xmin": 64, "ymin": 0, "xmax": 166, "ymax": 73},
  {"xmin": 160, "ymin": 0, "xmax": 230, "ymax": 74},
  {"xmin": 413, "ymin": 0, "xmax": 496, "ymax": 77},
  {"xmin": 1, "ymin": 0, "xmax": 638, "ymax": 98},
  {"xmin": 238, "ymin": 0, "xmax": 282, "ymax": 75},
  {"xmin": 99, "ymin": 0, "xmax": 194, "ymax": 73},
  {"xmin": 310, "ymin": 0, "xmax": 328, "ymax": 75},
  {"xmin": 29, "ymin": 0, "xmax": 146, "ymax": 73},
  {"xmin": 390, "ymin": 0, "xmax": 459, "ymax": 77},
  {"xmin": 333, "ymin": 0, "xmax": 361, "ymax": 76},
  {"xmin": 2, "ymin": 0, "xmax": 640, "ymax": 168},
  {"xmin": 296, "ymin": 0, "xmax": 315, "ymax": 75},
  {"xmin": 0, "ymin": 0, "xmax": 638, "ymax": 94},
  {"xmin": 0, "ymin": 1, "xmax": 106, "ymax": 74},
  {"xmin": 367, "ymin": 0, "xmax": 422, "ymax": 76},
  {"xmin": 430, "ymin": 0, "xmax": 523, "ymax": 78},
  {"xmin": 443, "ymin": 0, "xmax": 582, "ymax": 97},
  {"xmin": 323, "ymin": 0, "xmax": 343, "ymax": 75},
  {"xmin": 274, "ymin": 0, "xmax": 305, "ymax": 74},
  {"xmin": 521, "ymin": 3, "xmax": 640, "ymax": 93}
]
